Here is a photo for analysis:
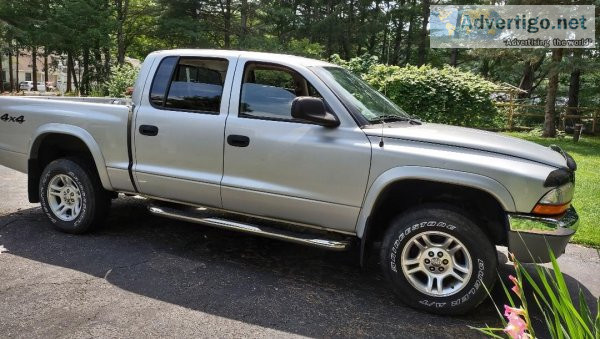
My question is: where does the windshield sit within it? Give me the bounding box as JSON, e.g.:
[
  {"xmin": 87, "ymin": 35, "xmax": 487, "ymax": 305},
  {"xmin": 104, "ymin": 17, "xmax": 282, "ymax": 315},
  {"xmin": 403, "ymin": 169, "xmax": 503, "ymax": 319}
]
[{"xmin": 312, "ymin": 66, "xmax": 410, "ymax": 123}]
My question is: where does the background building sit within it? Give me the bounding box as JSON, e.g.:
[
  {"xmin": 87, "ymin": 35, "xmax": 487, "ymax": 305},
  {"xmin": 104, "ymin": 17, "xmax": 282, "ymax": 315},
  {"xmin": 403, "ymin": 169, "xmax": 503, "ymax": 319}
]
[{"xmin": 1, "ymin": 51, "xmax": 70, "ymax": 92}]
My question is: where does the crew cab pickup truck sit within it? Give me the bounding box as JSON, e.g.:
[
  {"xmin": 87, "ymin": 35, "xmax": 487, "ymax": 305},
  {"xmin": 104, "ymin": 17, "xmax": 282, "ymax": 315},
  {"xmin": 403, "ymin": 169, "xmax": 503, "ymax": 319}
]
[{"xmin": 0, "ymin": 49, "xmax": 579, "ymax": 315}]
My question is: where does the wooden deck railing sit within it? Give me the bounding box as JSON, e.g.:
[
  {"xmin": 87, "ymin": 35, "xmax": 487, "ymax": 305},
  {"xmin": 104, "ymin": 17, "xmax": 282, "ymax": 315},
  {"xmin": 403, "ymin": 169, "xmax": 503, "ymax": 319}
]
[{"xmin": 495, "ymin": 102, "xmax": 599, "ymax": 133}]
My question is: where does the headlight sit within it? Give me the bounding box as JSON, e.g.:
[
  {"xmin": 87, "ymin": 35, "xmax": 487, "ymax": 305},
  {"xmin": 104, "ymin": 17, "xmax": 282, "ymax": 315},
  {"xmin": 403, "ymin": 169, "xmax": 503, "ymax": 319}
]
[{"xmin": 532, "ymin": 182, "xmax": 574, "ymax": 216}]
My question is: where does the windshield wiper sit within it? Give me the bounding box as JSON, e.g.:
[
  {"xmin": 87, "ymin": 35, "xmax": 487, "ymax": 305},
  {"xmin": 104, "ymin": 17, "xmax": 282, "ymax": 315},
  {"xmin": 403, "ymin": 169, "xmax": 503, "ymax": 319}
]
[
  {"xmin": 371, "ymin": 115, "xmax": 421, "ymax": 124},
  {"xmin": 374, "ymin": 115, "xmax": 410, "ymax": 122}
]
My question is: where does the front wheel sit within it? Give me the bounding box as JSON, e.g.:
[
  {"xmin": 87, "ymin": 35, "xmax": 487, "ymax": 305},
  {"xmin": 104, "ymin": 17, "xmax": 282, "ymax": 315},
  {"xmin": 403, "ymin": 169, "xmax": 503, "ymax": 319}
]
[
  {"xmin": 380, "ymin": 205, "xmax": 497, "ymax": 315},
  {"xmin": 39, "ymin": 157, "xmax": 111, "ymax": 234}
]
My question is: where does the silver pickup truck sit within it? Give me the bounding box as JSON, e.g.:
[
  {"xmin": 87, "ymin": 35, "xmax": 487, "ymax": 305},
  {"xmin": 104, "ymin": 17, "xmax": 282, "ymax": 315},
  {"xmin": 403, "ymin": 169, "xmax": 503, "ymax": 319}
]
[{"xmin": 0, "ymin": 49, "xmax": 578, "ymax": 315}]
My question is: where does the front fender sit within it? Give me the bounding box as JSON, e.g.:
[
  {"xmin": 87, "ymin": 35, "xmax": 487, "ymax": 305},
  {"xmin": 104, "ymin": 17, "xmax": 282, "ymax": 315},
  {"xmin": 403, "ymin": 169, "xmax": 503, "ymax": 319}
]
[
  {"xmin": 355, "ymin": 166, "xmax": 516, "ymax": 238},
  {"xmin": 29, "ymin": 123, "xmax": 113, "ymax": 191}
]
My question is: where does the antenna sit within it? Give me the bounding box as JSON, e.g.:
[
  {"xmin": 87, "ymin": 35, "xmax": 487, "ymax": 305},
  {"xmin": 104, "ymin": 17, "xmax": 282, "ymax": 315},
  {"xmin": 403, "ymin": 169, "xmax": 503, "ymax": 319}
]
[
  {"xmin": 379, "ymin": 118, "xmax": 385, "ymax": 147},
  {"xmin": 379, "ymin": 71, "xmax": 390, "ymax": 148}
]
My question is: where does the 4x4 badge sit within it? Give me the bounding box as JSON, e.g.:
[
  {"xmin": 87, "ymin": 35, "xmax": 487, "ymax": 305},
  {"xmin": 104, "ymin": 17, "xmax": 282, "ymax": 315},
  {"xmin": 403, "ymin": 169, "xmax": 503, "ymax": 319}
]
[{"xmin": 0, "ymin": 114, "xmax": 25, "ymax": 124}]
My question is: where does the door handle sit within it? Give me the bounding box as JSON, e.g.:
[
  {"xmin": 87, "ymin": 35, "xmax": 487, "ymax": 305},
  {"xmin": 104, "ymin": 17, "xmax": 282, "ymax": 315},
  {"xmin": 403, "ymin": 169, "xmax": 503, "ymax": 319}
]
[
  {"xmin": 139, "ymin": 125, "xmax": 159, "ymax": 136},
  {"xmin": 227, "ymin": 134, "xmax": 250, "ymax": 147}
]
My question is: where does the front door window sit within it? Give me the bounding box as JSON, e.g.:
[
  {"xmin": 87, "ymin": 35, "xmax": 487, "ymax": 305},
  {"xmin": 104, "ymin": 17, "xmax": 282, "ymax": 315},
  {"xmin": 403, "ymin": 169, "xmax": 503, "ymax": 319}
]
[{"xmin": 239, "ymin": 63, "xmax": 323, "ymax": 122}]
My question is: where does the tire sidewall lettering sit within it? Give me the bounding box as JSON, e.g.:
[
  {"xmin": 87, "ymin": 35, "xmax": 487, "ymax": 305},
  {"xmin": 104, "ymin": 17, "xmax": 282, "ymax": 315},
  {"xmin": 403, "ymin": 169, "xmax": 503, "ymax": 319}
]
[
  {"xmin": 68, "ymin": 170, "xmax": 88, "ymax": 227},
  {"xmin": 389, "ymin": 219, "xmax": 488, "ymax": 310},
  {"xmin": 40, "ymin": 170, "xmax": 58, "ymax": 224}
]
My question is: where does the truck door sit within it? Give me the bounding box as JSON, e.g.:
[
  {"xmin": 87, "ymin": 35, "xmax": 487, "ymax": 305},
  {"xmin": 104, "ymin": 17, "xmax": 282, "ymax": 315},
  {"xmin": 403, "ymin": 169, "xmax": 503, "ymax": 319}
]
[
  {"xmin": 221, "ymin": 58, "xmax": 372, "ymax": 233},
  {"xmin": 133, "ymin": 55, "xmax": 236, "ymax": 208}
]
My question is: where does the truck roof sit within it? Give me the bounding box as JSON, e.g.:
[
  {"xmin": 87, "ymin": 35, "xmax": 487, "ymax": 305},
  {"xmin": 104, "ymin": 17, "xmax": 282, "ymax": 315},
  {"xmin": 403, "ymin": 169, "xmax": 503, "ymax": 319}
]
[{"xmin": 149, "ymin": 49, "xmax": 336, "ymax": 67}]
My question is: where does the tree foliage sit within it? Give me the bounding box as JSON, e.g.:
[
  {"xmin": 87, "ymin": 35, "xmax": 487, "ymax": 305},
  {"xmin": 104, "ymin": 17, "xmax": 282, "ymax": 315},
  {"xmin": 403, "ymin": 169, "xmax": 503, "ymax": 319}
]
[{"xmin": 334, "ymin": 55, "xmax": 500, "ymax": 128}]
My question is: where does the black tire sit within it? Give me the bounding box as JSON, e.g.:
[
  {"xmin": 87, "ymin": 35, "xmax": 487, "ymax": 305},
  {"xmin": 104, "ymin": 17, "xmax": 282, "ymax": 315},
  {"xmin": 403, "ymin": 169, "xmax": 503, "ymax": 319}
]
[
  {"xmin": 39, "ymin": 157, "xmax": 111, "ymax": 234},
  {"xmin": 380, "ymin": 204, "xmax": 497, "ymax": 315}
]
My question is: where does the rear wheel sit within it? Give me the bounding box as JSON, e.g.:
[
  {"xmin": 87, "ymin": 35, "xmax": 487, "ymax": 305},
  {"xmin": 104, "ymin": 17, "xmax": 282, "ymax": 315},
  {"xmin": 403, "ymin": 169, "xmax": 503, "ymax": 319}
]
[
  {"xmin": 39, "ymin": 158, "xmax": 111, "ymax": 234},
  {"xmin": 380, "ymin": 205, "xmax": 497, "ymax": 315}
]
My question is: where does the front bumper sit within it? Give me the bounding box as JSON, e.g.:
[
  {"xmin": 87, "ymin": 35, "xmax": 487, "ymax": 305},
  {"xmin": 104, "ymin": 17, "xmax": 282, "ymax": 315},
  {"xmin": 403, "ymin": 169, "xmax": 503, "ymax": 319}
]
[{"xmin": 507, "ymin": 206, "xmax": 579, "ymax": 263}]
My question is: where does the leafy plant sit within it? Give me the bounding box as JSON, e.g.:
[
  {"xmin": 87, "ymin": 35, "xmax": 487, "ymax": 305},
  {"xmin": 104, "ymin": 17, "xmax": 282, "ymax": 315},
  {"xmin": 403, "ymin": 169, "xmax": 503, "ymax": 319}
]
[
  {"xmin": 106, "ymin": 63, "xmax": 140, "ymax": 98},
  {"xmin": 472, "ymin": 248, "xmax": 599, "ymax": 338}
]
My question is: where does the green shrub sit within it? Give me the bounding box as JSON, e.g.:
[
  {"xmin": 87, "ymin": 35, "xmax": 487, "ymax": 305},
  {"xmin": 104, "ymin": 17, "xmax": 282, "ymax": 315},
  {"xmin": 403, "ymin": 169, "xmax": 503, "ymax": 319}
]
[
  {"xmin": 89, "ymin": 84, "xmax": 109, "ymax": 97},
  {"xmin": 329, "ymin": 53, "xmax": 380, "ymax": 75},
  {"xmin": 106, "ymin": 63, "xmax": 140, "ymax": 98},
  {"xmin": 331, "ymin": 56, "xmax": 501, "ymax": 128}
]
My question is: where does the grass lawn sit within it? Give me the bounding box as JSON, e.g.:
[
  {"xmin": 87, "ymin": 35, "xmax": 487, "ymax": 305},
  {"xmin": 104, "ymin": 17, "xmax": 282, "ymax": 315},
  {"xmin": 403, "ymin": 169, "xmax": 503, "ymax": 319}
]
[{"xmin": 505, "ymin": 132, "xmax": 600, "ymax": 248}]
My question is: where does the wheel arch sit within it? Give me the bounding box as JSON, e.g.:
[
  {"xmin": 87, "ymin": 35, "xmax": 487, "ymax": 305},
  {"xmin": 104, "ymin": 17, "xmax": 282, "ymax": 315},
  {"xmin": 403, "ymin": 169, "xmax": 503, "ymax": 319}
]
[
  {"xmin": 357, "ymin": 166, "xmax": 516, "ymax": 266},
  {"xmin": 27, "ymin": 124, "xmax": 113, "ymax": 202}
]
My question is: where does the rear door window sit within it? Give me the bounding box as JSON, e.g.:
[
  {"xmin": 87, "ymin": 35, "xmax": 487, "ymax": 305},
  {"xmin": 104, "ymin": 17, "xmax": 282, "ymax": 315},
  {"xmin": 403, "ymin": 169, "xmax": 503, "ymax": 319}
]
[{"xmin": 149, "ymin": 56, "xmax": 228, "ymax": 114}]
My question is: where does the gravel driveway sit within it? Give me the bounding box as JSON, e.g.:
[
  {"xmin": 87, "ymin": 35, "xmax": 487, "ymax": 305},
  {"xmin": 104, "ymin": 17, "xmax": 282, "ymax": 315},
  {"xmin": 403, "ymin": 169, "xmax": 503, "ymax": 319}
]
[{"xmin": 0, "ymin": 165, "xmax": 598, "ymax": 338}]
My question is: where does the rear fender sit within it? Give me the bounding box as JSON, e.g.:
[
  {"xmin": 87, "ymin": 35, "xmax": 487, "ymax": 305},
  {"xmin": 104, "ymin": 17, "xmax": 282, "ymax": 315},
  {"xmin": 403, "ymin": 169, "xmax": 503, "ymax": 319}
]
[{"xmin": 29, "ymin": 124, "xmax": 113, "ymax": 191}]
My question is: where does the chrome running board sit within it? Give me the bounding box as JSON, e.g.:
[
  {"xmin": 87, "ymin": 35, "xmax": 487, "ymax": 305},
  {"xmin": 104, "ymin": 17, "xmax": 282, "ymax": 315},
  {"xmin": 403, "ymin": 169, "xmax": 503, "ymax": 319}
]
[{"xmin": 148, "ymin": 202, "xmax": 352, "ymax": 251}]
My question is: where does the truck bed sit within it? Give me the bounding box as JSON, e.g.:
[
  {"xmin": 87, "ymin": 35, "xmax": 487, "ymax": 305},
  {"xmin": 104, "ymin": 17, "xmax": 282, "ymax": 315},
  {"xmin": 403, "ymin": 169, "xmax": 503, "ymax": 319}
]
[{"xmin": 0, "ymin": 95, "xmax": 132, "ymax": 178}]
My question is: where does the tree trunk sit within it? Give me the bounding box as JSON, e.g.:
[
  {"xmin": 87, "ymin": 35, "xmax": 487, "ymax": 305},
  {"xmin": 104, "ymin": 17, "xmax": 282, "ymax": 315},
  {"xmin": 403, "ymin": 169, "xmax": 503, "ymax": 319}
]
[
  {"xmin": 449, "ymin": 48, "xmax": 458, "ymax": 66},
  {"xmin": 224, "ymin": 0, "xmax": 231, "ymax": 48},
  {"xmin": 348, "ymin": 0, "xmax": 356, "ymax": 58},
  {"xmin": 567, "ymin": 51, "xmax": 582, "ymax": 117},
  {"xmin": 416, "ymin": 0, "xmax": 429, "ymax": 66},
  {"xmin": 44, "ymin": 48, "xmax": 49, "ymax": 84},
  {"xmin": 103, "ymin": 47, "xmax": 111, "ymax": 77},
  {"xmin": 82, "ymin": 49, "xmax": 90, "ymax": 95},
  {"xmin": 68, "ymin": 53, "xmax": 79, "ymax": 92},
  {"xmin": 518, "ymin": 61, "xmax": 534, "ymax": 98},
  {"xmin": 240, "ymin": 0, "xmax": 248, "ymax": 48},
  {"xmin": 66, "ymin": 53, "xmax": 72, "ymax": 92},
  {"xmin": 32, "ymin": 47, "xmax": 38, "ymax": 91},
  {"xmin": 518, "ymin": 55, "xmax": 544, "ymax": 98},
  {"xmin": 356, "ymin": 0, "xmax": 372, "ymax": 56},
  {"xmin": 15, "ymin": 47, "xmax": 19, "ymax": 89},
  {"xmin": 116, "ymin": 0, "xmax": 129, "ymax": 65},
  {"xmin": 404, "ymin": 0, "xmax": 416, "ymax": 65},
  {"xmin": 341, "ymin": 34, "xmax": 351, "ymax": 59},
  {"xmin": 93, "ymin": 43, "xmax": 103, "ymax": 83},
  {"xmin": 0, "ymin": 50, "xmax": 4, "ymax": 92},
  {"xmin": 356, "ymin": 4, "xmax": 365, "ymax": 55},
  {"xmin": 380, "ymin": 0, "xmax": 390, "ymax": 63},
  {"xmin": 366, "ymin": 0, "xmax": 381, "ymax": 54},
  {"xmin": 326, "ymin": 0, "xmax": 334, "ymax": 56},
  {"xmin": 390, "ymin": 1, "xmax": 405, "ymax": 65},
  {"xmin": 480, "ymin": 58, "xmax": 490, "ymax": 78},
  {"xmin": 8, "ymin": 47, "xmax": 14, "ymax": 92},
  {"xmin": 543, "ymin": 49, "xmax": 563, "ymax": 138},
  {"xmin": 566, "ymin": 68, "xmax": 581, "ymax": 114}
]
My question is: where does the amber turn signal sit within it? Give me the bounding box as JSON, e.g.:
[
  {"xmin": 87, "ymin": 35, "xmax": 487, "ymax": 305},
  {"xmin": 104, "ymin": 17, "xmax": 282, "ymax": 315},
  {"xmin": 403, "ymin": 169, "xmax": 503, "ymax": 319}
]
[{"xmin": 532, "ymin": 203, "xmax": 570, "ymax": 216}]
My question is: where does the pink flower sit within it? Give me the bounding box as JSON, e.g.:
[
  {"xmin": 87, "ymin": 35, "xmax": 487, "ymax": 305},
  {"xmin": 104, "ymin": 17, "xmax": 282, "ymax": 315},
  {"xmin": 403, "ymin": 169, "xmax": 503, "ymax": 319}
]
[
  {"xmin": 509, "ymin": 275, "xmax": 521, "ymax": 296},
  {"xmin": 504, "ymin": 305, "xmax": 525, "ymax": 317},
  {"xmin": 503, "ymin": 305, "xmax": 529, "ymax": 339}
]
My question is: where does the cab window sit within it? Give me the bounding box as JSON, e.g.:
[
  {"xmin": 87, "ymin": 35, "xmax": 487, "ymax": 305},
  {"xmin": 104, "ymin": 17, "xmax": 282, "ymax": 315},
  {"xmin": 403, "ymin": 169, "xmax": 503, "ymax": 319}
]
[
  {"xmin": 149, "ymin": 56, "xmax": 228, "ymax": 114},
  {"xmin": 239, "ymin": 63, "xmax": 323, "ymax": 121}
]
